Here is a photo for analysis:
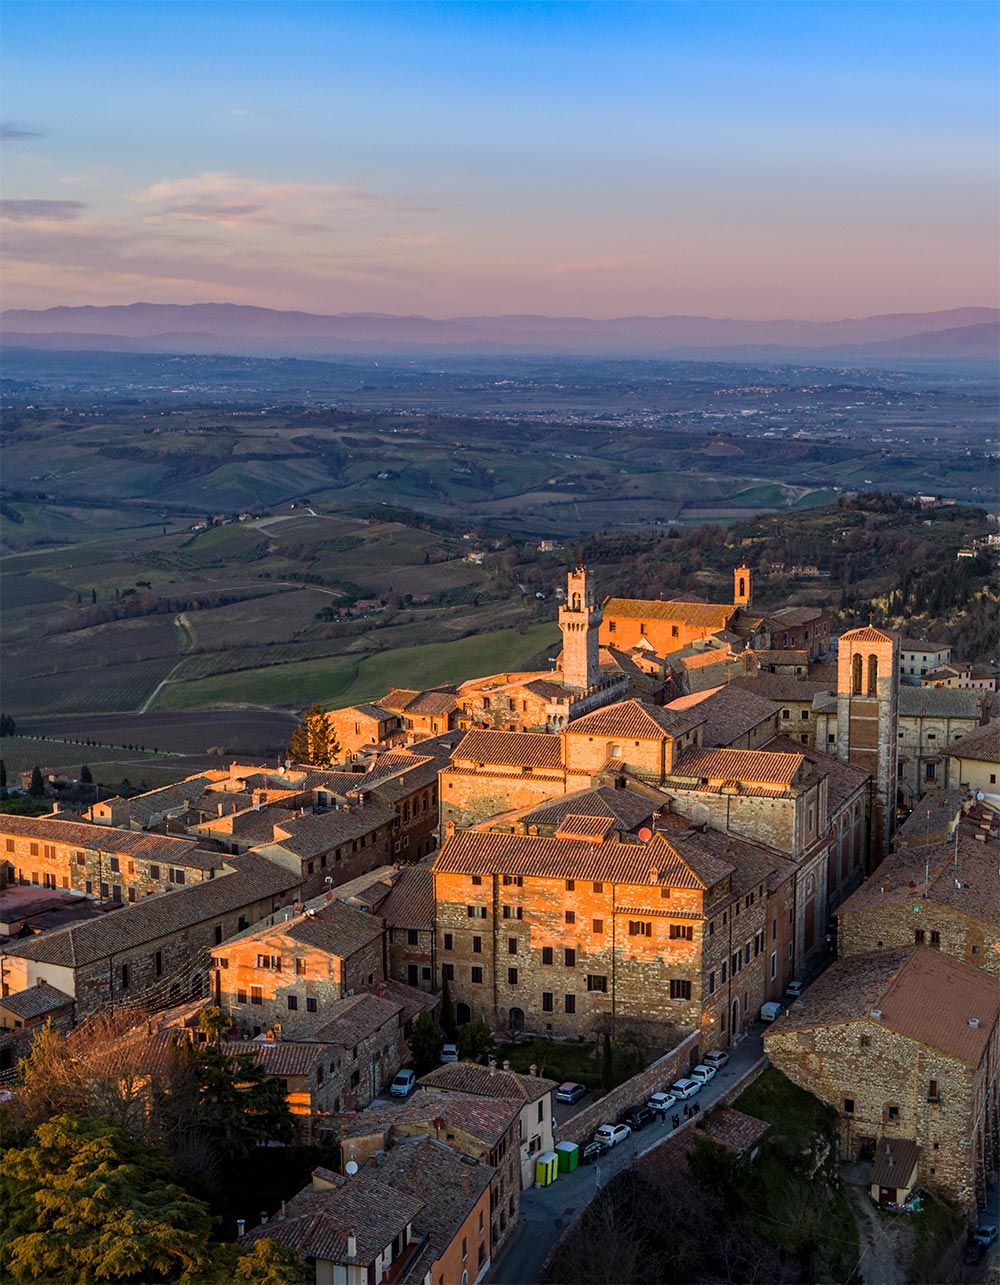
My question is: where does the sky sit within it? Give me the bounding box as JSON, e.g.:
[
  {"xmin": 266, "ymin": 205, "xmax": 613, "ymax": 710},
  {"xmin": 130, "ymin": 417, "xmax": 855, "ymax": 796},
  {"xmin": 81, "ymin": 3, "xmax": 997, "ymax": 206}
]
[{"xmin": 1, "ymin": 0, "xmax": 997, "ymax": 319}]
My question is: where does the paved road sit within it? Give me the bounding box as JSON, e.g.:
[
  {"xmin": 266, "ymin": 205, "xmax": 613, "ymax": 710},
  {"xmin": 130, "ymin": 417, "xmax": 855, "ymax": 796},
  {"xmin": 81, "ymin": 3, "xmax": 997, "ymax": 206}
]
[{"xmin": 489, "ymin": 1028, "xmax": 766, "ymax": 1285}]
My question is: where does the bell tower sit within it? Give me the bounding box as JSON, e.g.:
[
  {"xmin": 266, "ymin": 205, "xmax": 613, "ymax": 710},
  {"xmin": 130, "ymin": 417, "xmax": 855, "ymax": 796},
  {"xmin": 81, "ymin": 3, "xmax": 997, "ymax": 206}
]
[
  {"xmin": 734, "ymin": 561, "xmax": 752, "ymax": 609},
  {"xmin": 836, "ymin": 625, "xmax": 899, "ymax": 865},
  {"xmin": 559, "ymin": 566, "xmax": 602, "ymax": 693}
]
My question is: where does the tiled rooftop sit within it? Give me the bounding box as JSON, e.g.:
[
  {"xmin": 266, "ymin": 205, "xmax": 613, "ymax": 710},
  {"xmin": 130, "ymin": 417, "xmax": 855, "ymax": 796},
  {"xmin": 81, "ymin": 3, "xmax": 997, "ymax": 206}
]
[
  {"xmin": 451, "ymin": 729, "xmax": 563, "ymax": 770},
  {"xmin": 566, "ymin": 698, "xmax": 705, "ymax": 741},
  {"xmin": 603, "ymin": 597, "xmax": 734, "ymax": 630}
]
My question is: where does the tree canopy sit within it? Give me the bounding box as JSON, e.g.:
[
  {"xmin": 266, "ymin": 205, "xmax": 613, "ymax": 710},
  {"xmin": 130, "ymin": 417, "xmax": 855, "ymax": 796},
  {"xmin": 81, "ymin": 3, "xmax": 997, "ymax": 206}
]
[{"xmin": 286, "ymin": 703, "xmax": 341, "ymax": 767}]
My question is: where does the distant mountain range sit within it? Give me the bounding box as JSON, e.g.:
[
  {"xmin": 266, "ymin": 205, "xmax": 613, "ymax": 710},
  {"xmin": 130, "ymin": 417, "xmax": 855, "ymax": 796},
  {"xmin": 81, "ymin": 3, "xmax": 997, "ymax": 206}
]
[{"xmin": 2, "ymin": 302, "xmax": 997, "ymax": 360}]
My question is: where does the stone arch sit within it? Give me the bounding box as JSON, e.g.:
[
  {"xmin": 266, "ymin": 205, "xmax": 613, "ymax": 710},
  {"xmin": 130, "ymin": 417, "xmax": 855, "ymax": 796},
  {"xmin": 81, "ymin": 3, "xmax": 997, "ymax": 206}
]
[
  {"xmin": 456, "ymin": 1002, "xmax": 472, "ymax": 1027},
  {"xmin": 508, "ymin": 1006, "xmax": 525, "ymax": 1034}
]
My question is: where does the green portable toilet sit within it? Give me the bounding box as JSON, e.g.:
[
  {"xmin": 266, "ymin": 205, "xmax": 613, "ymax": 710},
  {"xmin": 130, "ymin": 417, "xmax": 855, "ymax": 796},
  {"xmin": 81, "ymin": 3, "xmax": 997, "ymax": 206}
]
[
  {"xmin": 535, "ymin": 1151, "xmax": 559, "ymax": 1187},
  {"xmin": 555, "ymin": 1141, "xmax": 579, "ymax": 1173}
]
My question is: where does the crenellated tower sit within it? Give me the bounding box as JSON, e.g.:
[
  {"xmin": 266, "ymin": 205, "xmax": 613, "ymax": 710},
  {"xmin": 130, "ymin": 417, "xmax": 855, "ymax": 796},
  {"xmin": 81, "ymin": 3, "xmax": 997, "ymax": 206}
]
[
  {"xmin": 559, "ymin": 566, "xmax": 602, "ymax": 693},
  {"xmin": 836, "ymin": 625, "xmax": 899, "ymax": 865}
]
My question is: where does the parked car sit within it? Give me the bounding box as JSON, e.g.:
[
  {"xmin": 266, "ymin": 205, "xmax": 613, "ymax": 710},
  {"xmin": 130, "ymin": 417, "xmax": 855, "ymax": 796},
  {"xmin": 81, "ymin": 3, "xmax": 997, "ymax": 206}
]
[
  {"xmin": 785, "ymin": 980, "xmax": 805, "ymax": 1000},
  {"xmin": 670, "ymin": 1078, "xmax": 702, "ymax": 1100},
  {"xmin": 690, "ymin": 1064, "xmax": 717, "ymax": 1086},
  {"xmin": 963, "ymin": 1239, "xmax": 987, "ymax": 1266},
  {"xmin": 555, "ymin": 1082, "xmax": 588, "ymax": 1104},
  {"xmin": 618, "ymin": 1104, "xmax": 654, "ymax": 1131},
  {"xmin": 593, "ymin": 1123, "xmax": 631, "ymax": 1147},
  {"xmin": 389, "ymin": 1069, "xmax": 416, "ymax": 1098},
  {"xmin": 580, "ymin": 1139, "xmax": 608, "ymax": 1165},
  {"xmin": 973, "ymin": 1225, "xmax": 998, "ymax": 1249},
  {"xmin": 648, "ymin": 1091, "xmax": 677, "ymax": 1115},
  {"xmin": 441, "ymin": 1043, "xmax": 459, "ymax": 1064},
  {"xmin": 760, "ymin": 1001, "xmax": 783, "ymax": 1022},
  {"xmin": 703, "ymin": 1050, "xmax": 729, "ymax": 1070}
]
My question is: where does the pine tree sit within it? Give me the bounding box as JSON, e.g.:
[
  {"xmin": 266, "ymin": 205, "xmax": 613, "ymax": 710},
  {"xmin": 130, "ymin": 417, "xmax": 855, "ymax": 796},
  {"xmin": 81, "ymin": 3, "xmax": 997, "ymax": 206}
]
[
  {"xmin": 286, "ymin": 704, "xmax": 341, "ymax": 767},
  {"xmin": 80, "ymin": 765, "xmax": 93, "ymax": 787}
]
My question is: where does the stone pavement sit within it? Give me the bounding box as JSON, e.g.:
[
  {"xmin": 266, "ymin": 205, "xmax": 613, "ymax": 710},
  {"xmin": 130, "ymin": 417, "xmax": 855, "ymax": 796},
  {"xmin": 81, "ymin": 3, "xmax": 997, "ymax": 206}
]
[{"xmin": 488, "ymin": 1026, "xmax": 766, "ymax": 1285}]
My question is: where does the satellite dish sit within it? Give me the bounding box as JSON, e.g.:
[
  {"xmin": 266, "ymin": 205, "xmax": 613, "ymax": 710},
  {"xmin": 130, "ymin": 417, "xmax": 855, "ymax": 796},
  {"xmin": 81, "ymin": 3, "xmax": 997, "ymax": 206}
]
[
  {"xmin": 345, "ymin": 1161, "xmax": 359, "ymax": 1176},
  {"xmin": 690, "ymin": 803, "xmax": 711, "ymax": 830},
  {"xmin": 638, "ymin": 827, "xmax": 653, "ymax": 842},
  {"xmin": 976, "ymin": 791, "xmax": 985, "ymax": 801}
]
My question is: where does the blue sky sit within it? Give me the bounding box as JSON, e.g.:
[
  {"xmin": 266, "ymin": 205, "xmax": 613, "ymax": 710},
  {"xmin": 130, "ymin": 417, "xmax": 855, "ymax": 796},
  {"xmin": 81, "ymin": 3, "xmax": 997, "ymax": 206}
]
[{"xmin": 2, "ymin": 1, "xmax": 997, "ymax": 316}]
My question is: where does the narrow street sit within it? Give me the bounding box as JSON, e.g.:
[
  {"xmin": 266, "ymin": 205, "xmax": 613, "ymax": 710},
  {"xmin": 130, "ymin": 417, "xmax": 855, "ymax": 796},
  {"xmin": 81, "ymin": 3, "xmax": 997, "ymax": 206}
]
[{"xmin": 488, "ymin": 1029, "xmax": 766, "ymax": 1285}]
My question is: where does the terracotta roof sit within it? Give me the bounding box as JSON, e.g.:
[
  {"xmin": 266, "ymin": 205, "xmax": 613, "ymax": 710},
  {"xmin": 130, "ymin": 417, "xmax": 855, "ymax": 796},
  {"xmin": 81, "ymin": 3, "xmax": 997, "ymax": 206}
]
[
  {"xmin": 451, "ymin": 729, "xmax": 562, "ymax": 770},
  {"xmin": 763, "ymin": 735, "xmax": 869, "ymax": 811},
  {"xmin": 243, "ymin": 1170, "xmax": 423, "ymax": 1265},
  {"xmin": 342, "ymin": 1086, "xmax": 518, "ymax": 1147},
  {"xmin": 946, "ymin": 721, "xmax": 1000, "ymax": 765},
  {"xmin": 673, "ymin": 746, "xmax": 806, "ymax": 787},
  {"xmin": 767, "ymin": 607, "xmax": 829, "ymax": 629},
  {"xmin": 516, "ymin": 786, "xmax": 656, "ymax": 833},
  {"xmin": 379, "ymin": 866, "xmax": 435, "ymax": 930},
  {"xmin": 262, "ymin": 803, "xmax": 396, "ymax": 860},
  {"xmin": 404, "ymin": 691, "xmax": 459, "ymax": 716},
  {"xmin": 229, "ymin": 898, "xmax": 384, "ymax": 958},
  {"xmin": 0, "ymin": 815, "xmax": 223, "ymax": 868},
  {"xmin": 555, "ymin": 814, "xmax": 617, "ymax": 841},
  {"xmin": 838, "ymin": 625, "xmax": 896, "ymax": 643},
  {"xmin": 566, "ymin": 698, "xmax": 705, "ymax": 741},
  {"xmin": 435, "ymin": 828, "xmax": 732, "ymax": 891},
  {"xmin": 730, "ymin": 674, "xmax": 833, "ymax": 703},
  {"xmin": 772, "ymin": 947, "xmax": 999, "ymax": 1064},
  {"xmin": 312, "ymin": 991, "xmax": 402, "ymax": 1047},
  {"xmin": 667, "ymin": 686, "xmax": 780, "ymax": 747},
  {"xmin": 893, "ymin": 790, "xmax": 965, "ymax": 848},
  {"xmin": 376, "ymin": 1138, "xmax": 493, "ymax": 1284},
  {"xmin": 681, "ymin": 650, "xmax": 736, "ymax": 672},
  {"xmin": 0, "ymin": 981, "xmax": 73, "ymax": 1021},
  {"xmin": 751, "ymin": 650, "xmax": 810, "ymax": 665},
  {"xmin": 225, "ymin": 1038, "xmax": 329, "ymax": 1077},
  {"xmin": 868, "ymin": 1138, "xmax": 919, "ymax": 1191},
  {"xmin": 703, "ymin": 1107, "xmax": 770, "ymax": 1156},
  {"xmin": 340, "ymin": 702, "xmax": 394, "ymax": 721},
  {"xmin": 420, "ymin": 1061, "xmax": 556, "ymax": 1103},
  {"xmin": 603, "ymin": 597, "xmax": 734, "ymax": 630},
  {"xmin": 4, "ymin": 853, "xmax": 301, "ymax": 967},
  {"xmin": 898, "ymin": 687, "xmax": 979, "ymax": 719}
]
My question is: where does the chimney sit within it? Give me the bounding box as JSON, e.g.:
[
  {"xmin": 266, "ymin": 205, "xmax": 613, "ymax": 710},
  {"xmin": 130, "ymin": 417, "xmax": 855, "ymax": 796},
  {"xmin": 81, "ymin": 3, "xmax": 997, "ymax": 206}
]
[
  {"xmin": 346, "ymin": 1231, "xmax": 357, "ymax": 1260},
  {"xmin": 489, "ymin": 1059, "xmax": 496, "ymax": 1077},
  {"xmin": 236, "ymin": 1219, "xmax": 246, "ymax": 1238},
  {"xmin": 529, "ymin": 1062, "xmax": 538, "ymax": 1077},
  {"xmin": 502, "ymin": 1059, "xmax": 510, "ymax": 1072},
  {"xmin": 445, "ymin": 820, "xmax": 456, "ymax": 839}
]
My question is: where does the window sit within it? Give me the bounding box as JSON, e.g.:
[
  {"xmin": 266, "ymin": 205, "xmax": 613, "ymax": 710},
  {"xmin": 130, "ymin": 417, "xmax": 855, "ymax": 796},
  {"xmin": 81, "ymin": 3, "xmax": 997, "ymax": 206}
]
[
  {"xmin": 257, "ymin": 954, "xmax": 281, "ymax": 970},
  {"xmin": 929, "ymin": 929, "xmax": 941, "ymax": 947},
  {"xmin": 471, "ymin": 875, "xmax": 482, "ymax": 886},
  {"xmin": 502, "ymin": 906, "xmax": 523, "ymax": 920},
  {"xmin": 250, "ymin": 986, "xmax": 263, "ymax": 1006},
  {"xmin": 109, "ymin": 856, "xmax": 120, "ymax": 873},
  {"xmin": 169, "ymin": 867, "xmax": 185, "ymax": 886},
  {"xmin": 770, "ymin": 952, "xmax": 776, "ymax": 980},
  {"xmin": 586, "ymin": 974, "xmax": 607, "ymax": 993},
  {"xmin": 407, "ymin": 929, "xmax": 419, "ymax": 946},
  {"xmin": 565, "ymin": 910, "xmax": 575, "ymax": 925},
  {"xmin": 214, "ymin": 924, "xmax": 224, "ymax": 945},
  {"xmin": 593, "ymin": 918, "xmax": 604, "ymax": 934},
  {"xmin": 120, "ymin": 964, "xmax": 130, "ymax": 991},
  {"xmin": 154, "ymin": 949, "xmax": 163, "ymax": 977},
  {"xmin": 669, "ymin": 979, "xmax": 691, "ymax": 1000},
  {"xmin": 306, "ymin": 997, "xmax": 318, "ymax": 1013},
  {"xmin": 914, "ymin": 929, "xmax": 925, "ymax": 944},
  {"xmin": 237, "ymin": 990, "xmax": 247, "ymax": 1005},
  {"xmin": 471, "ymin": 966, "xmax": 483, "ymax": 984},
  {"xmin": 444, "ymin": 933, "xmax": 454, "ymax": 950},
  {"xmin": 507, "ymin": 967, "xmax": 518, "ymax": 986},
  {"xmin": 287, "ymin": 994, "xmax": 298, "ymax": 1010},
  {"xmin": 671, "ymin": 625, "xmax": 679, "ymax": 638},
  {"xmin": 542, "ymin": 946, "xmax": 553, "ymax": 965},
  {"xmin": 669, "ymin": 923, "xmax": 693, "ymax": 941},
  {"xmin": 887, "ymin": 1105, "xmax": 899, "ymax": 1121},
  {"xmin": 628, "ymin": 920, "xmax": 651, "ymax": 937},
  {"xmin": 593, "ymin": 882, "xmax": 603, "ymax": 893},
  {"xmin": 566, "ymin": 879, "xmax": 575, "ymax": 891},
  {"xmin": 296, "ymin": 957, "xmax": 307, "ymax": 975},
  {"xmin": 564, "ymin": 948, "xmax": 576, "ymax": 967},
  {"xmin": 928, "ymin": 1079, "xmax": 939, "ymax": 1102},
  {"xmin": 472, "ymin": 935, "xmax": 482, "ymax": 953},
  {"xmin": 801, "ymin": 709, "xmax": 809, "ymax": 720},
  {"xmin": 442, "ymin": 963, "xmax": 455, "ymax": 981},
  {"xmin": 502, "ymin": 874, "xmax": 523, "ymax": 887},
  {"xmin": 507, "ymin": 937, "xmax": 518, "ymax": 955},
  {"xmin": 564, "ymin": 994, "xmax": 576, "ymax": 1014},
  {"xmin": 351, "ymin": 1070, "xmax": 360, "ymax": 1088},
  {"xmin": 721, "ymin": 962, "xmax": 727, "ymax": 983},
  {"xmin": 542, "ymin": 992, "xmax": 553, "ymax": 1012},
  {"xmin": 844, "ymin": 1098, "xmax": 855, "ymax": 1114}
]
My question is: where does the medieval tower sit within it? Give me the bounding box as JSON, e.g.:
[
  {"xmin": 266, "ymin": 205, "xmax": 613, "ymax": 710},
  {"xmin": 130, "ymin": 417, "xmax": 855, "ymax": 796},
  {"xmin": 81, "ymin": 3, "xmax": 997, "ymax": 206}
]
[
  {"xmin": 733, "ymin": 561, "xmax": 752, "ymax": 608},
  {"xmin": 559, "ymin": 566, "xmax": 602, "ymax": 693},
  {"xmin": 836, "ymin": 625, "xmax": 899, "ymax": 864}
]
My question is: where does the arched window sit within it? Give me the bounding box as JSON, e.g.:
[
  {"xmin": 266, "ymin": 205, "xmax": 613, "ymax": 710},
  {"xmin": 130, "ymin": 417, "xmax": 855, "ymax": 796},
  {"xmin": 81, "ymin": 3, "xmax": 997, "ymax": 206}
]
[
  {"xmin": 738, "ymin": 576, "xmax": 746, "ymax": 599},
  {"xmin": 867, "ymin": 654, "xmax": 878, "ymax": 696},
  {"xmin": 851, "ymin": 653, "xmax": 863, "ymax": 695},
  {"xmin": 572, "ymin": 593, "xmax": 580, "ymax": 610}
]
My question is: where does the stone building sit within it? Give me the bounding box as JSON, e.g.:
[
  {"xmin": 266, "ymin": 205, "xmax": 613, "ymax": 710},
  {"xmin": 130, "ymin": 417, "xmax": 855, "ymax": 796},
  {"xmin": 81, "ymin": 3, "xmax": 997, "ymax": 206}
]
[
  {"xmin": 380, "ymin": 865, "xmax": 436, "ymax": 991},
  {"xmin": 209, "ymin": 899, "xmax": 385, "ymax": 1035},
  {"xmin": 837, "ymin": 798, "xmax": 999, "ymax": 976},
  {"xmin": 419, "ymin": 1060, "xmax": 557, "ymax": 1189},
  {"xmin": 0, "ymin": 815, "xmax": 227, "ymax": 903},
  {"xmin": 378, "ymin": 688, "xmax": 460, "ymax": 741},
  {"xmin": 432, "ymin": 813, "xmax": 796, "ymax": 1047},
  {"xmin": 559, "ymin": 565, "xmax": 603, "ymax": 693},
  {"xmin": 0, "ymin": 980, "xmax": 74, "ymax": 1072},
  {"xmin": 600, "ymin": 596, "xmax": 739, "ymax": 655},
  {"xmin": 899, "ymin": 639, "xmax": 952, "ymax": 680},
  {"xmin": 340, "ymin": 1087, "xmax": 521, "ymax": 1259},
  {"xmin": 730, "ymin": 673, "xmax": 833, "ymax": 749},
  {"xmin": 0, "ymin": 852, "xmax": 302, "ymax": 1015},
  {"xmin": 765, "ymin": 946, "xmax": 1000, "ymax": 1212},
  {"xmin": 835, "ymin": 625, "xmax": 899, "ymax": 862},
  {"xmin": 665, "ymin": 684, "xmax": 780, "ymax": 749},
  {"xmin": 762, "ymin": 606, "xmax": 831, "ymax": 659},
  {"xmin": 325, "ymin": 703, "xmax": 401, "ymax": 758}
]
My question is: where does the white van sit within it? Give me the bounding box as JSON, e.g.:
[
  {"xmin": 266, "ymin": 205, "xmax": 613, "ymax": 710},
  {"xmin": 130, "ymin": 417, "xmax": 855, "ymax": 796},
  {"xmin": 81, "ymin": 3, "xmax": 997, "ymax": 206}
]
[
  {"xmin": 761, "ymin": 1001, "xmax": 783, "ymax": 1022},
  {"xmin": 390, "ymin": 1069, "xmax": 416, "ymax": 1097}
]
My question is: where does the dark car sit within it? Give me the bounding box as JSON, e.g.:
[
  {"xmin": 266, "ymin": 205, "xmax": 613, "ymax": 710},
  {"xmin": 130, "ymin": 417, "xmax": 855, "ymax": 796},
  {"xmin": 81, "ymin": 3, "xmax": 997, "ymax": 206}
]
[
  {"xmin": 579, "ymin": 1139, "xmax": 609, "ymax": 1165},
  {"xmin": 963, "ymin": 1239, "xmax": 986, "ymax": 1266},
  {"xmin": 618, "ymin": 1104, "xmax": 654, "ymax": 1132}
]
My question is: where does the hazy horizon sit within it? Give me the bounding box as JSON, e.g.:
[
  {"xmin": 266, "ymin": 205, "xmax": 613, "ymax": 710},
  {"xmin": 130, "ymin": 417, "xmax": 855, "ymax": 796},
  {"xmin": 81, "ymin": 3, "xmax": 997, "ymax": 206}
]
[{"xmin": 2, "ymin": 1, "xmax": 998, "ymax": 319}]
